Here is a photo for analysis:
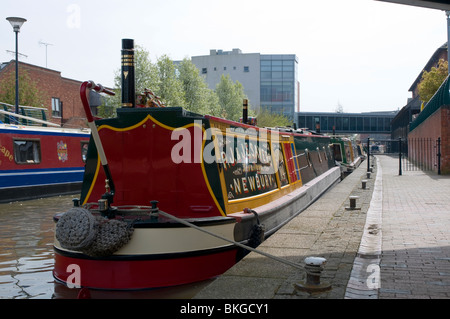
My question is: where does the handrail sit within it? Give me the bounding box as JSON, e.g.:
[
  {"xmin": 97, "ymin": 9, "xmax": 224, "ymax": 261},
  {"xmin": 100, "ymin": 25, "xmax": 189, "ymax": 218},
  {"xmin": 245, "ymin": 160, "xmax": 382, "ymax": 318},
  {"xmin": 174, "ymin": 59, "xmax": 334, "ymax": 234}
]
[{"xmin": 80, "ymin": 80, "xmax": 116, "ymax": 197}]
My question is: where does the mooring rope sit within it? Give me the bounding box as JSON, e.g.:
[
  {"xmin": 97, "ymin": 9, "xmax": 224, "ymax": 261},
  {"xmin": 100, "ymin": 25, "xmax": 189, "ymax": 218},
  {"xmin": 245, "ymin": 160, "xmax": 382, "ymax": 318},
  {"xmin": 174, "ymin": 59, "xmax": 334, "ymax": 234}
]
[{"xmin": 157, "ymin": 210, "xmax": 304, "ymax": 271}]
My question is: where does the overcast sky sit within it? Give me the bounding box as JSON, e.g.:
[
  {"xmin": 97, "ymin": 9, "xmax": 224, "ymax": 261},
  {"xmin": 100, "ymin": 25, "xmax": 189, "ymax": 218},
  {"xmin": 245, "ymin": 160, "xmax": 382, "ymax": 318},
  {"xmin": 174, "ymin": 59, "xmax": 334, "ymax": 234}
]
[{"xmin": 1, "ymin": 0, "xmax": 448, "ymax": 113}]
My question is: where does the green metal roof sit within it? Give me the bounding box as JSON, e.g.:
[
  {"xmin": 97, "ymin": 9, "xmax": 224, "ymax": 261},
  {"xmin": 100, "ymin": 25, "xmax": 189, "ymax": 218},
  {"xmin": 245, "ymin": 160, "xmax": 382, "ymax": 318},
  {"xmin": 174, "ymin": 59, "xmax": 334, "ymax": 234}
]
[{"xmin": 409, "ymin": 74, "xmax": 450, "ymax": 132}]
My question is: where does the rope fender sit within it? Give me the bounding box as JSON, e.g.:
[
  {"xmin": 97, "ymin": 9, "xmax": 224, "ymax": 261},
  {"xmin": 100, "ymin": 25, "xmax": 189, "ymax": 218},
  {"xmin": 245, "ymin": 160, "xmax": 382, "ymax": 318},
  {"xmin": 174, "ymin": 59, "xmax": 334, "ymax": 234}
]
[{"xmin": 56, "ymin": 207, "xmax": 133, "ymax": 257}]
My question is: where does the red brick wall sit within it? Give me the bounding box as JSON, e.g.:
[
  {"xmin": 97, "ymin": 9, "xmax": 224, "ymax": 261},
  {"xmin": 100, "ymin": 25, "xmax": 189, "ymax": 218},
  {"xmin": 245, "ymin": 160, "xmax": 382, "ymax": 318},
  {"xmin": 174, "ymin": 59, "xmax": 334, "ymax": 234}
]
[
  {"xmin": 0, "ymin": 61, "xmax": 87, "ymax": 128},
  {"xmin": 409, "ymin": 105, "xmax": 450, "ymax": 174}
]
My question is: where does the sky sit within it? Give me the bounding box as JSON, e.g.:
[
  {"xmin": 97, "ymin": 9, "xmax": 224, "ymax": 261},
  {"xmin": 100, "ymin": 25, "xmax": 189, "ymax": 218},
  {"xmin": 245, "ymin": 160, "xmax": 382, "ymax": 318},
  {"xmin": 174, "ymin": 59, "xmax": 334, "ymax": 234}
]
[{"xmin": 1, "ymin": 0, "xmax": 448, "ymax": 113}]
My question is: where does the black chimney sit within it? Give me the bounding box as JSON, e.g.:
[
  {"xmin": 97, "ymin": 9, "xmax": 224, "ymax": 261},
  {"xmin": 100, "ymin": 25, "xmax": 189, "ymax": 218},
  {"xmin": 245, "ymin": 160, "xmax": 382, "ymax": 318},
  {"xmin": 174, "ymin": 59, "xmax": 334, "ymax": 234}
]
[
  {"xmin": 121, "ymin": 39, "xmax": 135, "ymax": 108},
  {"xmin": 242, "ymin": 99, "xmax": 248, "ymax": 124}
]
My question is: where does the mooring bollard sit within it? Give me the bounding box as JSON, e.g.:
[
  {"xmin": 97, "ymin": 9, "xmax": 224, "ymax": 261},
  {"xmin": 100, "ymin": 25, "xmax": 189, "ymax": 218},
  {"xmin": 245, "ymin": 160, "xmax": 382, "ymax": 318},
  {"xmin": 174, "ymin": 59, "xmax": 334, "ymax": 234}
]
[
  {"xmin": 295, "ymin": 257, "xmax": 331, "ymax": 292},
  {"xmin": 345, "ymin": 195, "xmax": 360, "ymax": 210},
  {"xmin": 362, "ymin": 180, "xmax": 368, "ymax": 189},
  {"xmin": 366, "ymin": 171, "xmax": 371, "ymax": 179},
  {"xmin": 349, "ymin": 196, "xmax": 358, "ymax": 208}
]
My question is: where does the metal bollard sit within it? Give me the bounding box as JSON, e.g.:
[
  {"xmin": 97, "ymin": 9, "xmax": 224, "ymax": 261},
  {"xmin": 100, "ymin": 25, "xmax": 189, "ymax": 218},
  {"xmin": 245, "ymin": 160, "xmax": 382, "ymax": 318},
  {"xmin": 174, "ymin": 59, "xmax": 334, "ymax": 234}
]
[
  {"xmin": 366, "ymin": 171, "xmax": 371, "ymax": 179},
  {"xmin": 346, "ymin": 195, "xmax": 360, "ymax": 210},
  {"xmin": 362, "ymin": 180, "xmax": 368, "ymax": 189},
  {"xmin": 295, "ymin": 257, "xmax": 331, "ymax": 292}
]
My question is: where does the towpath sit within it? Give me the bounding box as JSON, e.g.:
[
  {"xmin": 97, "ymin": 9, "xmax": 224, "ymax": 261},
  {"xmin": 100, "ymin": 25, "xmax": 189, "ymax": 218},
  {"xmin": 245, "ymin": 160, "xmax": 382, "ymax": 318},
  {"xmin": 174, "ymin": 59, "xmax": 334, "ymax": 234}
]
[{"xmin": 194, "ymin": 155, "xmax": 450, "ymax": 299}]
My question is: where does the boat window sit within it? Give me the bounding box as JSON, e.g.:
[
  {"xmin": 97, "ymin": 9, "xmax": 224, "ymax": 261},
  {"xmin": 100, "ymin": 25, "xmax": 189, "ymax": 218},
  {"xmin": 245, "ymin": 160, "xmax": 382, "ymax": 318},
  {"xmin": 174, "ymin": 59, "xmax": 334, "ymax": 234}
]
[
  {"xmin": 81, "ymin": 141, "xmax": 89, "ymax": 163},
  {"xmin": 13, "ymin": 139, "xmax": 41, "ymax": 164},
  {"xmin": 332, "ymin": 143, "xmax": 342, "ymax": 161}
]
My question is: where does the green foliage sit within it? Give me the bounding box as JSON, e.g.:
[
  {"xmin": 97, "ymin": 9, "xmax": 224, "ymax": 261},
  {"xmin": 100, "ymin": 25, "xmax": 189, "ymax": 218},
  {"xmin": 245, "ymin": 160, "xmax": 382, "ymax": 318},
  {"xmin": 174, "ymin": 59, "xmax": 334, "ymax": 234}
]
[
  {"xmin": 178, "ymin": 58, "xmax": 218, "ymax": 115},
  {"xmin": 111, "ymin": 44, "xmax": 250, "ymax": 121},
  {"xmin": 215, "ymin": 74, "xmax": 248, "ymax": 122},
  {"xmin": 256, "ymin": 108, "xmax": 292, "ymax": 128},
  {"xmin": 418, "ymin": 59, "xmax": 449, "ymax": 103},
  {"xmin": 0, "ymin": 68, "xmax": 45, "ymax": 108},
  {"xmin": 96, "ymin": 95, "xmax": 117, "ymax": 118},
  {"xmin": 156, "ymin": 54, "xmax": 185, "ymax": 107}
]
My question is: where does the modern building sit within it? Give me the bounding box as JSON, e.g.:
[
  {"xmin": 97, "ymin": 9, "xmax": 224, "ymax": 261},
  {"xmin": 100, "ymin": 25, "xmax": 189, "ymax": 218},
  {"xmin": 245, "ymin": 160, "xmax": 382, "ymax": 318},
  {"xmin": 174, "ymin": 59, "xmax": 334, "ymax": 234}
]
[
  {"xmin": 295, "ymin": 111, "xmax": 398, "ymax": 139},
  {"xmin": 191, "ymin": 49, "xmax": 299, "ymax": 119}
]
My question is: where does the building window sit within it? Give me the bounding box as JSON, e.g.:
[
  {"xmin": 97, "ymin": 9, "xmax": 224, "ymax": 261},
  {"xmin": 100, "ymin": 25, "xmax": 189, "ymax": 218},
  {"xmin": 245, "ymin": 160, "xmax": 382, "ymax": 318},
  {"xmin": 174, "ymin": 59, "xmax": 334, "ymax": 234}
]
[
  {"xmin": 328, "ymin": 117, "xmax": 335, "ymax": 131},
  {"xmin": 364, "ymin": 117, "xmax": 370, "ymax": 131},
  {"xmin": 357, "ymin": 117, "xmax": 363, "ymax": 131},
  {"xmin": 244, "ymin": 66, "xmax": 250, "ymax": 72},
  {"xmin": 202, "ymin": 68, "xmax": 207, "ymax": 74},
  {"xmin": 214, "ymin": 67, "xmax": 217, "ymax": 71},
  {"xmin": 370, "ymin": 117, "xmax": 377, "ymax": 131},
  {"xmin": 350, "ymin": 117, "xmax": 356, "ymax": 131},
  {"xmin": 343, "ymin": 117, "xmax": 349, "ymax": 131},
  {"xmin": 384, "ymin": 117, "xmax": 391, "ymax": 131},
  {"xmin": 13, "ymin": 139, "xmax": 41, "ymax": 164},
  {"xmin": 52, "ymin": 97, "xmax": 61, "ymax": 117},
  {"xmin": 224, "ymin": 67, "xmax": 227, "ymax": 71}
]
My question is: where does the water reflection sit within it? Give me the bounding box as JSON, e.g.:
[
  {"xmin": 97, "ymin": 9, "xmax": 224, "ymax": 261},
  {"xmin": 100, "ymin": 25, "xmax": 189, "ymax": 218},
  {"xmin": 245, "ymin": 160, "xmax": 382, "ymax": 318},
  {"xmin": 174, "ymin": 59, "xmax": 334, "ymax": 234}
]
[
  {"xmin": 0, "ymin": 195, "xmax": 73, "ymax": 299},
  {"xmin": 0, "ymin": 195, "xmax": 211, "ymax": 299}
]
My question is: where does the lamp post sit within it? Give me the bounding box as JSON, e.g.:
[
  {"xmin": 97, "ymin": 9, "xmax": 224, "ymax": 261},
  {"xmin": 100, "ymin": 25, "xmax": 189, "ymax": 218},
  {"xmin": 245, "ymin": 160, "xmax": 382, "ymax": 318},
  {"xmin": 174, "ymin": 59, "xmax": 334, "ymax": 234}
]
[{"xmin": 6, "ymin": 17, "xmax": 27, "ymax": 115}]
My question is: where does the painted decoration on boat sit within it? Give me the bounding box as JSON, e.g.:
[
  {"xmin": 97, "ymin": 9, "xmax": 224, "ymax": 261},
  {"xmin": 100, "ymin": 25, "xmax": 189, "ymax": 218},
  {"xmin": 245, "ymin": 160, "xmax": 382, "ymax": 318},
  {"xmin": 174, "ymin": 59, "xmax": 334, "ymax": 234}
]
[
  {"xmin": 221, "ymin": 133, "xmax": 277, "ymax": 201},
  {"xmin": 57, "ymin": 141, "xmax": 68, "ymax": 162}
]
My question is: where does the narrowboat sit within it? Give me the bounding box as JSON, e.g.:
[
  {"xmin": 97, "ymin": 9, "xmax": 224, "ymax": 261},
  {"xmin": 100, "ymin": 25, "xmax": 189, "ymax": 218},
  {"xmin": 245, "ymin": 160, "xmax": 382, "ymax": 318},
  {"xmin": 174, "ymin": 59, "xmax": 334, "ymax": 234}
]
[
  {"xmin": 52, "ymin": 39, "xmax": 342, "ymax": 290},
  {"xmin": 331, "ymin": 136, "xmax": 363, "ymax": 174},
  {"xmin": 0, "ymin": 105, "xmax": 90, "ymax": 203}
]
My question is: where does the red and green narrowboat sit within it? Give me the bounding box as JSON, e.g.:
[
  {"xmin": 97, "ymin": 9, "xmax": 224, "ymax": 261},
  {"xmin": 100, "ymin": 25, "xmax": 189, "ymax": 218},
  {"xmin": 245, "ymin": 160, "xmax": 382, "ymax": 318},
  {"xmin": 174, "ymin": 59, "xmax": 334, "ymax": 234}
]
[{"xmin": 52, "ymin": 39, "xmax": 342, "ymax": 290}]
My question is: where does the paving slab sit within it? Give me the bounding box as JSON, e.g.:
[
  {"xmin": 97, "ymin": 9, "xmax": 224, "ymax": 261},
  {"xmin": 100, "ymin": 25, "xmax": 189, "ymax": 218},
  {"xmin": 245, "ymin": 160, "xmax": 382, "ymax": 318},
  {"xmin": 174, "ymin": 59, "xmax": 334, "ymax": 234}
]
[{"xmin": 194, "ymin": 155, "xmax": 450, "ymax": 299}]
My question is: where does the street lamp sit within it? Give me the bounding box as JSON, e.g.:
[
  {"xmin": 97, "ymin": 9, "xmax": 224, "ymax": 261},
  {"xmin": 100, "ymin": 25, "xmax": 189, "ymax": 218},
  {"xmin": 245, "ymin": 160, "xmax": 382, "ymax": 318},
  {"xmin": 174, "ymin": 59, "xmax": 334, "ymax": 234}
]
[{"xmin": 6, "ymin": 17, "xmax": 27, "ymax": 115}]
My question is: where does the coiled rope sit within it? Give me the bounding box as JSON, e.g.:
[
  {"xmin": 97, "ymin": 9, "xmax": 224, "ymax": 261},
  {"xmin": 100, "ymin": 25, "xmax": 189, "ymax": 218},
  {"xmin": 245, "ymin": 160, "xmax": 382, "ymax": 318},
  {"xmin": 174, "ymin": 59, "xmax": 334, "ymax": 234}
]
[{"xmin": 55, "ymin": 207, "xmax": 133, "ymax": 257}]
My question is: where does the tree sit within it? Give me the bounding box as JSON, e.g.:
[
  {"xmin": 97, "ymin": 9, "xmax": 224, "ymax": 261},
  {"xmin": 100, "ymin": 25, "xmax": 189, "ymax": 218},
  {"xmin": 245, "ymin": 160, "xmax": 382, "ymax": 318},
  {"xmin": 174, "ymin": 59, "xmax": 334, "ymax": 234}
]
[
  {"xmin": 0, "ymin": 68, "xmax": 45, "ymax": 108},
  {"xmin": 334, "ymin": 101, "xmax": 344, "ymax": 113},
  {"xmin": 156, "ymin": 54, "xmax": 185, "ymax": 107},
  {"xmin": 418, "ymin": 59, "xmax": 448, "ymax": 103},
  {"xmin": 110, "ymin": 44, "xmax": 248, "ymax": 120},
  {"xmin": 256, "ymin": 108, "xmax": 292, "ymax": 128},
  {"xmin": 215, "ymin": 74, "xmax": 248, "ymax": 121},
  {"xmin": 177, "ymin": 58, "xmax": 219, "ymax": 114}
]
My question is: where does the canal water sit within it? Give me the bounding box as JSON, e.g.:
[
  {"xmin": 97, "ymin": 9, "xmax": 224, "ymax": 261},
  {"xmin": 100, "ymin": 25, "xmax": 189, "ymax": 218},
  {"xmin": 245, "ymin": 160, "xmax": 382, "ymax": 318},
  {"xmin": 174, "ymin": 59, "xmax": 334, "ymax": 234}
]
[{"xmin": 0, "ymin": 195, "xmax": 212, "ymax": 299}]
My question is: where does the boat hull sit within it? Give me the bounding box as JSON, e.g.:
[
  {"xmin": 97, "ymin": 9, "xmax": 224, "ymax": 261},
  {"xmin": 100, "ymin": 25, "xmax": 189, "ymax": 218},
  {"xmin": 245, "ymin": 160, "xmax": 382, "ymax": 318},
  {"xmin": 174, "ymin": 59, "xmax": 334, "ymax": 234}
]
[
  {"xmin": 0, "ymin": 124, "xmax": 89, "ymax": 203},
  {"xmin": 0, "ymin": 180, "xmax": 82, "ymax": 203},
  {"xmin": 53, "ymin": 247, "xmax": 238, "ymax": 290},
  {"xmin": 52, "ymin": 166, "xmax": 341, "ymax": 290}
]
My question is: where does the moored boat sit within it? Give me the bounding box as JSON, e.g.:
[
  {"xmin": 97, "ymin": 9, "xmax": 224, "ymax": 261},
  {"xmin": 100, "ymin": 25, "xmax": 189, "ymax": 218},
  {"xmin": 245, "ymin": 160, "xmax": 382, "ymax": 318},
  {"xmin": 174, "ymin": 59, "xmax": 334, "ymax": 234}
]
[
  {"xmin": 52, "ymin": 39, "xmax": 343, "ymax": 290},
  {"xmin": 331, "ymin": 136, "xmax": 363, "ymax": 174},
  {"xmin": 0, "ymin": 105, "xmax": 90, "ymax": 203}
]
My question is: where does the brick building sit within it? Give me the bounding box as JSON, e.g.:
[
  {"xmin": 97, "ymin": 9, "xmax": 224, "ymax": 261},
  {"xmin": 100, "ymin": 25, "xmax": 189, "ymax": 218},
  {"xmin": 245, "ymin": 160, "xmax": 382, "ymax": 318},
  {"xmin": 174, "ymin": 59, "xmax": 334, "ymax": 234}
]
[
  {"xmin": 391, "ymin": 43, "xmax": 448, "ymax": 142},
  {"xmin": 409, "ymin": 74, "xmax": 450, "ymax": 174},
  {"xmin": 0, "ymin": 60, "xmax": 92, "ymax": 128},
  {"xmin": 403, "ymin": 42, "xmax": 450, "ymax": 174}
]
